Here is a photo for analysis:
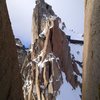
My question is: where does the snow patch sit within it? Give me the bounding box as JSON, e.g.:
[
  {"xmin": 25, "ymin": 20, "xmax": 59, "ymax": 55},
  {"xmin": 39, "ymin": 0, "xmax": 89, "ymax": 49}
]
[
  {"xmin": 32, "ymin": 52, "xmax": 60, "ymax": 74},
  {"xmin": 59, "ymin": 21, "xmax": 83, "ymax": 41},
  {"xmin": 57, "ymin": 72, "xmax": 81, "ymax": 100},
  {"xmin": 16, "ymin": 43, "xmax": 23, "ymax": 47}
]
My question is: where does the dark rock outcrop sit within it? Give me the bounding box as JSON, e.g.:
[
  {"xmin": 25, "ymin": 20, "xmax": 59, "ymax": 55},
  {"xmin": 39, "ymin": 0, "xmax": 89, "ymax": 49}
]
[{"xmin": 0, "ymin": 1, "xmax": 24, "ymax": 100}]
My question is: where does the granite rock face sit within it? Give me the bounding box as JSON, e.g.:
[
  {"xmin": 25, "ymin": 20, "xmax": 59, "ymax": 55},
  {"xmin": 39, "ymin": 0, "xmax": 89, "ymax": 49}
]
[
  {"xmin": 0, "ymin": 1, "xmax": 24, "ymax": 100},
  {"xmin": 82, "ymin": 0, "xmax": 100, "ymax": 100},
  {"xmin": 21, "ymin": 0, "xmax": 81, "ymax": 100}
]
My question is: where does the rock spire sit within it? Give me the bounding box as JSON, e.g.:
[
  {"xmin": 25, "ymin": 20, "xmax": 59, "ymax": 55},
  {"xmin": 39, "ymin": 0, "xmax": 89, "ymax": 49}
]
[{"xmin": 22, "ymin": 1, "xmax": 81, "ymax": 100}]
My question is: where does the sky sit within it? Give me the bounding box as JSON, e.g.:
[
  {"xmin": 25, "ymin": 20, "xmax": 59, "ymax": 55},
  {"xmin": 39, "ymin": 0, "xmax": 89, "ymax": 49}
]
[{"xmin": 6, "ymin": 0, "xmax": 84, "ymax": 47}]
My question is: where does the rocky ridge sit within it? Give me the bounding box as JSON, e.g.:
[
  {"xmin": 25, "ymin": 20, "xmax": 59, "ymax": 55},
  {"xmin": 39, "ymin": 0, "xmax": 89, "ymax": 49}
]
[{"xmin": 21, "ymin": 0, "xmax": 82, "ymax": 100}]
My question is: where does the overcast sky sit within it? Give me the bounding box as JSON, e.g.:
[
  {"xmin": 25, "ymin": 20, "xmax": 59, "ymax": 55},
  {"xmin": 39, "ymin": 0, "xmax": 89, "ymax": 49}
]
[{"xmin": 6, "ymin": 0, "xmax": 84, "ymax": 47}]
